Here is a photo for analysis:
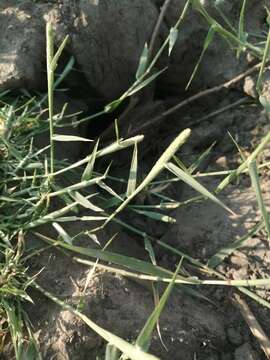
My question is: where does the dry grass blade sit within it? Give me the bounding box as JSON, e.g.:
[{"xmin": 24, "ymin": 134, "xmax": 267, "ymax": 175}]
[
  {"xmin": 52, "ymin": 134, "xmax": 93, "ymax": 142},
  {"xmin": 233, "ymin": 293, "xmax": 270, "ymax": 359}
]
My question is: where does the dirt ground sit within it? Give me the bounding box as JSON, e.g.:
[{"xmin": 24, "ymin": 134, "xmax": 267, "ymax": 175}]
[{"xmin": 1, "ymin": 1, "xmax": 270, "ymax": 360}]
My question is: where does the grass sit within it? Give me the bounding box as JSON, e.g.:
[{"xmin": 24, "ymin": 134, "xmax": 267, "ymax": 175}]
[{"xmin": 2, "ymin": 1, "xmax": 270, "ymax": 359}]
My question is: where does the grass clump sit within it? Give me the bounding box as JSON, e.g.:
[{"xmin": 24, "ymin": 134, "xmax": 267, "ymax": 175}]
[{"xmin": 2, "ymin": 1, "xmax": 270, "ymax": 359}]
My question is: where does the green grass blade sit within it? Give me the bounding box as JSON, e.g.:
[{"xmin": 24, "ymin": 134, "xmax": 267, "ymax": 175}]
[
  {"xmin": 1, "ymin": 301, "xmax": 33, "ymax": 360},
  {"xmin": 46, "ymin": 22, "xmax": 55, "ymax": 176},
  {"xmin": 136, "ymin": 43, "xmax": 149, "ymax": 79},
  {"xmin": 169, "ymin": 27, "xmax": 179, "ymax": 55},
  {"xmin": 50, "ymin": 35, "xmax": 70, "ymax": 71},
  {"xmin": 135, "ymin": 261, "xmax": 181, "ymax": 352},
  {"xmin": 49, "ymin": 177, "xmax": 104, "ymax": 198},
  {"xmin": 70, "ymin": 191, "xmax": 103, "ymax": 212},
  {"xmin": 98, "ymin": 181, "xmax": 123, "ymax": 201},
  {"xmin": 133, "ymin": 208, "xmax": 176, "ymax": 224},
  {"xmin": 126, "ymin": 142, "xmax": 138, "ymax": 197},
  {"xmin": 256, "ymin": 9, "xmax": 270, "ymax": 94},
  {"xmin": 217, "ymin": 128, "xmax": 270, "ymax": 193},
  {"xmin": 186, "ymin": 24, "xmax": 216, "ymax": 90},
  {"xmin": 208, "ymin": 220, "xmax": 263, "ymax": 268},
  {"xmin": 34, "ymin": 231, "xmax": 176, "ymax": 278},
  {"xmin": 248, "ymin": 160, "xmax": 270, "ymax": 239},
  {"xmin": 52, "ymin": 222, "xmax": 73, "ymax": 244},
  {"xmin": 103, "ymin": 129, "xmax": 191, "ymax": 227},
  {"xmin": 144, "ymin": 236, "xmax": 157, "ymax": 265},
  {"xmin": 82, "ymin": 140, "xmax": 99, "ymax": 181},
  {"xmin": 237, "ymin": 0, "xmax": 248, "ymax": 58},
  {"xmin": 165, "ymin": 162, "xmax": 234, "ymax": 215},
  {"xmin": 105, "ymin": 344, "xmax": 121, "ymax": 360},
  {"xmin": 128, "ymin": 68, "xmax": 167, "ymax": 96},
  {"xmin": 188, "ymin": 142, "xmax": 215, "ymax": 174}
]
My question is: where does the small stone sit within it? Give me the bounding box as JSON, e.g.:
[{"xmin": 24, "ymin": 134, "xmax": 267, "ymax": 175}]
[
  {"xmin": 243, "ymin": 76, "xmax": 257, "ymax": 98},
  {"xmin": 230, "ymin": 253, "xmax": 249, "ymax": 267},
  {"xmin": 216, "ymin": 156, "xmax": 228, "ymax": 168},
  {"xmin": 227, "ymin": 326, "xmax": 242, "ymax": 346}
]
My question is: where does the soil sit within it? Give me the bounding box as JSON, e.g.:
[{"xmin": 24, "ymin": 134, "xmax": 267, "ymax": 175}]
[{"xmin": 1, "ymin": 1, "xmax": 270, "ymax": 360}]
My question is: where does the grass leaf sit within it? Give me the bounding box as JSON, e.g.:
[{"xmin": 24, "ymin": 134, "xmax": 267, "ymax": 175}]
[
  {"xmin": 208, "ymin": 221, "xmax": 263, "ymax": 268},
  {"xmin": 133, "ymin": 208, "xmax": 176, "ymax": 224},
  {"xmin": 256, "ymin": 9, "xmax": 270, "ymax": 94},
  {"xmin": 237, "ymin": 0, "xmax": 248, "ymax": 58},
  {"xmin": 70, "ymin": 191, "xmax": 103, "ymax": 212},
  {"xmin": 165, "ymin": 162, "xmax": 234, "ymax": 215},
  {"xmin": 136, "ymin": 43, "xmax": 149, "ymax": 79},
  {"xmin": 128, "ymin": 68, "xmax": 167, "ymax": 97},
  {"xmin": 52, "ymin": 222, "xmax": 73, "ymax": 244},
  {"xmin": 102, "ymin": 129, "xmax": 191, "ymax": 227},
  {"xmin": 186, "ymin": 24, "xmax": 216, "ymax": 90},
  {"xmin": 248, "ymin": 160, "xmax": 270, "ymax": 239},
  {"xmin": 126, "ymin": 142, "xmax": 138, "ymax": 197},
  {"xmin": 169, "ymin": 27, "xmax": 179, "ymax": 55},
  {"xmin": 52, "ymin": 134, "xmax": 93, "ymax": 142},
  {"xmin": 105, "ymin": 343, "xmax": 121, "ymax": 360},
  {"xmin": 82, "ymin": 140, "xmax": 99, "ymax": 181},
  {"xmin": 135, "ymin": 261, "xmax": 182, "ymax": 351}
]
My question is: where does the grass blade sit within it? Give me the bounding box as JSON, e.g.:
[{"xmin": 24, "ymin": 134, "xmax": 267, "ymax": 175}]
[
  {"xmin": 169, "ymin": 27, "xmax": 178, "ymax": 56},
  {"xmin": 126, "ymin": 142, "xmax": 138, "ymax": 197},
  {"xmin": 103, "ymin": 129, "xmax": 191, "ymax": 227},
  {"xmin": 135, "ymin": 261, "xmax": 181, "ymax": 352},
  {"xmin": 52, "ymin": 134, "xmax": 93, "ymax": 142},
  {"xmin": 256, "ymin": 9, "xmax": 270, "ymax": 94},
  {"xmin": 216, "ymin": 129, "xmax": 270, "ymax": 193},
  {"xmin": 133, "ymin": 208, "xmax": 176, "ymax": 224},
  {"xmin": 248, "ymin": 160, "xmax": 270, "ymax": 239},
  {"xmin": 237, "ymin": 0, "xmax": 248, "ymax": 58},
  {"xmin": 52, "ymin": 222, "xmax": 73, "ymax": 244},
  {"xmin": 34, "ymin": 231, "xmax": 177, "ymax": 278},
  {"xmin": 165, "ymin": 162, "xmax": 234, "ymax": 215},
  {"xmin": 70, "ymin": 191, "xmax": 103, "ymax": 212},
  {"xmin": 46, "ymin": 22, "xmax": 55, "ymax": 176},
  {"xmin": 50, "ymin": 35, "xmax": 70, "ymax": 71},
  {"xmin": 136, "ymin": 43, "xmax": 149, "ymax": 79},
  {"xmin": 105, "ymin": 344, "xmax": 121, "ymax": 360},
  {"xmin": 208, "ymin": 220, "xmax": 263, "ymax": 268},
  {"xmin": 186, "ymin": 24, "xmax": 216, "ymax": 90},
  {"xmin": 129, "ymin": 68, "xmax": 167, "ymax": 96},
  {"xmin": 82, "ymin": 140, "xmax": 99, "ymax": 181}
]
